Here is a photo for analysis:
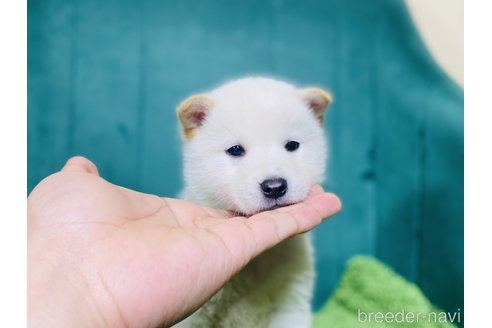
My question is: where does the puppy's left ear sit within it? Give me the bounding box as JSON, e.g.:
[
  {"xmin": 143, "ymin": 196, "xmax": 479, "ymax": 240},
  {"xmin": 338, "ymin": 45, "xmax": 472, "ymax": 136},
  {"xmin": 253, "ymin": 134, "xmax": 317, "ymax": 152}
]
[{"xmin": 299, "ymin": 88, "xmax": 333, "ymax": 124}]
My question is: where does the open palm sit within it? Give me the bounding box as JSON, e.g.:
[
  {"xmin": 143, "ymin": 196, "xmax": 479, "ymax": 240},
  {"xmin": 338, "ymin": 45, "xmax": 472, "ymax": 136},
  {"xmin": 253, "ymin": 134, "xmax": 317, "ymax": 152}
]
[{"xmin": 28, "ymin": 157, "xmax": 341, "ymax": 328}]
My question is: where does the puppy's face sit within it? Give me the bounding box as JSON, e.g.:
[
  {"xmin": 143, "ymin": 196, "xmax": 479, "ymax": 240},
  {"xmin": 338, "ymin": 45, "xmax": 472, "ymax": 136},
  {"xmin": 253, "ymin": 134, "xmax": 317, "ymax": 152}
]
[{"xmin": 178, "ymin": 78, "xmax": 331, "ymax": 216}]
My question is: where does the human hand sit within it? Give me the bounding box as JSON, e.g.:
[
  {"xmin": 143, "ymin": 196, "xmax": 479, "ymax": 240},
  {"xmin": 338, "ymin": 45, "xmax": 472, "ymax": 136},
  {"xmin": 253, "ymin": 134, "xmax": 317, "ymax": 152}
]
[{"xmin": 28, "ymin": 157, "xmax": 341, "ymax": 328}]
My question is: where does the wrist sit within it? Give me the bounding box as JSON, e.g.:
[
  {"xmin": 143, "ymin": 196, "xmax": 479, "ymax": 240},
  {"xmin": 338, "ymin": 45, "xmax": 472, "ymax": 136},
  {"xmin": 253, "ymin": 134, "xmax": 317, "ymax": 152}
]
[{"xmin": 28, "ymin": 248, "xmax": 105, "ymax": 327}]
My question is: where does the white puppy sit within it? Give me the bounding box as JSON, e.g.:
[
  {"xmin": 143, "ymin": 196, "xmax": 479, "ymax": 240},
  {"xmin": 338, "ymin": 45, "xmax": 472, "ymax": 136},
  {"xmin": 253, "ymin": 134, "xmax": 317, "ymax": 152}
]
[{"xmin": 174, "ymin": 77, "xmax": 332, "ymax": 328}]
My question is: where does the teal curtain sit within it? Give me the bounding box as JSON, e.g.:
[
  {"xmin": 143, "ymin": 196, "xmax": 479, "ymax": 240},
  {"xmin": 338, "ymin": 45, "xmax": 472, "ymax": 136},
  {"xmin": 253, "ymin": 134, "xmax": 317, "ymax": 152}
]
[{"xmin": 28, "ymin": 0, "xmax": 463, "ymax": 316}]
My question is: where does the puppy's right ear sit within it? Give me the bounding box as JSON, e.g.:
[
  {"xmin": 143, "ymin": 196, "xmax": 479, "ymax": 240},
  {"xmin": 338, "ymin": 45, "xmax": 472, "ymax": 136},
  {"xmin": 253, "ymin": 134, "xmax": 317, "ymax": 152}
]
[{"xmin": 176, "ymin": 95, "xmax": 214, "ymax": 140}]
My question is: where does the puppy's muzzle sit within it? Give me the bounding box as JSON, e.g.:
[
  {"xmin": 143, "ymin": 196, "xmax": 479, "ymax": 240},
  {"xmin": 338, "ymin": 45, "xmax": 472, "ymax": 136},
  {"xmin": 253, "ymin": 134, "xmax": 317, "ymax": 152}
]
[{"xmin": 260, "ymin": 178, "xmax": 288, "ymax": 199}]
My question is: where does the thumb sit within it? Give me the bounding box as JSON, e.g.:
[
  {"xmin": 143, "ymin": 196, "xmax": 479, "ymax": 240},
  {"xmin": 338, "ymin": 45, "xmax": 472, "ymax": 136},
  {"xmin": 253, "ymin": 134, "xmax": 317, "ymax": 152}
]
[{"xmin": 62, "ymin": 156, "xmax": 100, "ymax": 176}]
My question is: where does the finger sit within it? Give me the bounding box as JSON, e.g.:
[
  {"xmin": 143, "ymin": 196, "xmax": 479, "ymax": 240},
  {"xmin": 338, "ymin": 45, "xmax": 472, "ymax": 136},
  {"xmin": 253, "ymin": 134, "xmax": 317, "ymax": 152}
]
[
  {"xmin": 307, "ymin": 184, "xmax": 324, "ymax": 197},
  {"xmin": 246, "ymin": 191, "xmax": 341, "ymax": 256},
  {"xmin": 62, "ymin": 156, "xmax": 100, "ymax": 176}
]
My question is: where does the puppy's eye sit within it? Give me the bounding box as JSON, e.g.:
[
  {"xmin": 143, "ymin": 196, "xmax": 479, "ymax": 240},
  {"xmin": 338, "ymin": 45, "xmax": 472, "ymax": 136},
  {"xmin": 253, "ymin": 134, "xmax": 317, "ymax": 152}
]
[
  {"xmin": 226, "ymin": 145, "xmax": 245, "ymax": 157},
  {"xmin": 285, "ymin": 141, "xmax": 300, "ymax": 152}
]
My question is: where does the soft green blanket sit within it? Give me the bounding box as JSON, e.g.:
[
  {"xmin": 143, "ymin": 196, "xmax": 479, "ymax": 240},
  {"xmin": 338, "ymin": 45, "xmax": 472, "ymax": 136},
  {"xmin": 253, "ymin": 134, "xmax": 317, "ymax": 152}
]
[{"xmin": 313, "ymin": 256, "xmax": 460, "ymax": 328}]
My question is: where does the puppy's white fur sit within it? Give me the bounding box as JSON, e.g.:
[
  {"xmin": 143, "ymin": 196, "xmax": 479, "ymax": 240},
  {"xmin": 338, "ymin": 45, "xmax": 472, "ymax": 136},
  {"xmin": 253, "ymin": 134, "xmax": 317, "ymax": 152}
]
[{"xmin": 174, "ymin": 77, "xmax": 330, "ymax": 327}]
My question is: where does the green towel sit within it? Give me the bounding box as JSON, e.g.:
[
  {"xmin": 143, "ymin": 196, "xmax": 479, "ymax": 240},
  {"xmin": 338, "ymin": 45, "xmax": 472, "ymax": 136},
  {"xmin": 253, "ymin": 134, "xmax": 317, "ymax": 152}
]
[{"xmin": 313, "ymin": 256, "xmax": 460, "ymax": 328}]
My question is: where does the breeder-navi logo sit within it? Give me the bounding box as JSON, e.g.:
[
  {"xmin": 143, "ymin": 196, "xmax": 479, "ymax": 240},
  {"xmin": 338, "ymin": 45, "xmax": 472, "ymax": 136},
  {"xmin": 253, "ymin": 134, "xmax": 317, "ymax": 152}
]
[{"xmin": 357, "ymin": 308, "xmax": 461, "ymax": 324}]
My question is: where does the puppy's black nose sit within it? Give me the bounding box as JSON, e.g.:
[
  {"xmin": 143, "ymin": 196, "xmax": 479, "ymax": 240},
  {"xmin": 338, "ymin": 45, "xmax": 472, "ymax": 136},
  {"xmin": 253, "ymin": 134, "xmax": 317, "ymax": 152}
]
[{"xmin": 260, "ymin": 178, "xmax": 288, "ymax": 199}]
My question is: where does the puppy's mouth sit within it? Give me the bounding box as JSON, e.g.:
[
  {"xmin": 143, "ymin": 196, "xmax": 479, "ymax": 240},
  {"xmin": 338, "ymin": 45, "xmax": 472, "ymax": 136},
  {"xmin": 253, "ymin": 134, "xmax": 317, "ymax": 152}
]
[
  {"xmin": 267, "ymin": 201, "xmax": 296, "ymax": 211},
  {"xmin": 229, "ymin": 200, "xmax": 299, "ymax": 218}
]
